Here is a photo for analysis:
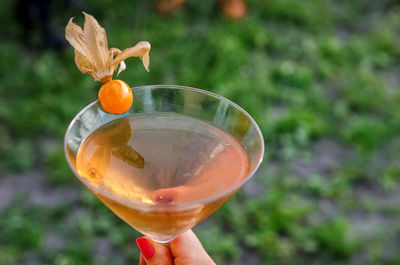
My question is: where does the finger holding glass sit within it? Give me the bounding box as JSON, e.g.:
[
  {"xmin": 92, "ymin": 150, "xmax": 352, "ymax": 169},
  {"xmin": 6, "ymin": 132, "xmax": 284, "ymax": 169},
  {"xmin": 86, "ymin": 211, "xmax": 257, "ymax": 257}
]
[{"xmin": 136, "ymin": 230, "xmax": 216, "ymax": 265}]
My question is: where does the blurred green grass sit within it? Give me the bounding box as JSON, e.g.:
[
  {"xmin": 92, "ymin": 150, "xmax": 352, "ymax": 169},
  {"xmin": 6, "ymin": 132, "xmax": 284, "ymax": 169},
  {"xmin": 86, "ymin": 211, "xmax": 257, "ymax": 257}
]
[{"xmin": 1, "ymin": 0, "xmax": 400, "ymax": 264}]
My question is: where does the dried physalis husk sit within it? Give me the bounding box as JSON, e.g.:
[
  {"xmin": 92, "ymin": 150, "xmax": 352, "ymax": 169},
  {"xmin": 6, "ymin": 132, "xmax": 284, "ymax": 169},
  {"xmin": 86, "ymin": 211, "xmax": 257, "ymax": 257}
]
[
  {"xmin": 112, "ymin": 146, "xmax": 145, "ymax": 169},
  {"xmin": 65, "ymin": 12, "xmax": 150, "ymax": 83}
]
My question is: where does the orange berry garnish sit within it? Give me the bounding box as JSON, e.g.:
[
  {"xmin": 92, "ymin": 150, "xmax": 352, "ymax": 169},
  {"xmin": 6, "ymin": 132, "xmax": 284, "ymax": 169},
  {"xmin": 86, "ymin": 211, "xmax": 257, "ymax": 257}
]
[
  {"xmin": 65, "ymin": 13, "xmax": 150, "ymax": 114},
  {"xmin": 98, "ymin": 80, "xmax": 133, "ymax": 114}
]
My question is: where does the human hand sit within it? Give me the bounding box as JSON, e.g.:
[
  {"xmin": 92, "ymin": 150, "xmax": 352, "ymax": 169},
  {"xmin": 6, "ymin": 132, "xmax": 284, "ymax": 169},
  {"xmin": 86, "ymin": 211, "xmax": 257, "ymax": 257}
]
[{"xmin": 136, "ymin": 230, "xmax": 216, "ymax": 265}]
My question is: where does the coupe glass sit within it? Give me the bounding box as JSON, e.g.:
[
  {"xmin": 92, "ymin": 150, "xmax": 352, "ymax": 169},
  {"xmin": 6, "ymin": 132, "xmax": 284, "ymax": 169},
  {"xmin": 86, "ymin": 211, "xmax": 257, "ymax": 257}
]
[{"xmin": 64, "ymin": 85, "xmax": 264, "ymax": 243}]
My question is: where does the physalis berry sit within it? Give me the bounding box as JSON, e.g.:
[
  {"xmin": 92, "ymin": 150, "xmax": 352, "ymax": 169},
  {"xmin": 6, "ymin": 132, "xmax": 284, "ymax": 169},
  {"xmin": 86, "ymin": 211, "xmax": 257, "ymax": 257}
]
[{"xmin": 65, "ymin": 12, "xmax": 150, "ymax": 114}]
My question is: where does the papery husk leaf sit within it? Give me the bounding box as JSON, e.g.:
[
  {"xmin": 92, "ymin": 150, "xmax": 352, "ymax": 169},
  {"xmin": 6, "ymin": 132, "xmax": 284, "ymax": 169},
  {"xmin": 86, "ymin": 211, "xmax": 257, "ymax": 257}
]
[
  {"xmin": 140, "ymin": 50, "xmax": 150, "ymax": 72},
  {"xmin": 113, "ymin": 41, "xmax": 151, "ymax": 72},
  {"xmin": 110, "ymin": 47, "xmax": 122, "ymax": 57},
  {"xmin": 66, "ymin": 13, "xmax": 150, "ymax": 83},
  {"xmin": 66, "ymin": 14, "xmax": 113, "ymax": 82},
  {"xmin": 117, "ymin": 60, "xmax": 126, "ymax": 76},
  {"xmin": 75, "ymin": 50, "xmax": 92, "ymax": 74},
  {"xmin": 82, "ymin": 12, "xmax": 113, "ymax": 80},
  {"xmin": 65, "ymin": 18, "xmax": 93, "ymax": 61}
]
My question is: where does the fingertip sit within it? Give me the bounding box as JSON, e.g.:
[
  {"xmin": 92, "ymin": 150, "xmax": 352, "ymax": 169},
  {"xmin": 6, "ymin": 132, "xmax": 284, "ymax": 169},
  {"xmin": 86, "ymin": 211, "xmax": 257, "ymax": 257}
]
[
  {"xmin": 137, "ymin": 237, "xmax": 174, "ymax": 265},
  {"xmin": 136, "ymin": 237, "xmax": 155, "ymax": 260}
]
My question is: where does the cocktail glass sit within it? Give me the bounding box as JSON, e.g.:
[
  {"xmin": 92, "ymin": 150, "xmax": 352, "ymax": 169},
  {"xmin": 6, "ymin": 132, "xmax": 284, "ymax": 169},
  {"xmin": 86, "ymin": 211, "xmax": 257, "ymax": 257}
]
[{"xmin": 64, "ymin": 85, "xmax": 264, "ymax": 243}]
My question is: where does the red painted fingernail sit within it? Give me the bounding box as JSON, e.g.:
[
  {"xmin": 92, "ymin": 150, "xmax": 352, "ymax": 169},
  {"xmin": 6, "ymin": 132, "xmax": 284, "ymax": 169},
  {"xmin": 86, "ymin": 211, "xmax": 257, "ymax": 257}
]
[{"xmin": 136, "ymin": 237, "xmax": 155, "ymax": 260}]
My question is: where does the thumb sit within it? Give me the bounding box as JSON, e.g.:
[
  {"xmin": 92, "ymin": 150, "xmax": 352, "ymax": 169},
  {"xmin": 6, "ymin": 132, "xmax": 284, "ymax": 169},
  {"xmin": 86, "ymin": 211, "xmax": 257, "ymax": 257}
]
[
  {"xmin": 136, "ymin": 237, "xmax": 173, "ymax": 265},
  {"xmin": 170, "ymin": 230, "xmax": 216, "ymax": 265}
]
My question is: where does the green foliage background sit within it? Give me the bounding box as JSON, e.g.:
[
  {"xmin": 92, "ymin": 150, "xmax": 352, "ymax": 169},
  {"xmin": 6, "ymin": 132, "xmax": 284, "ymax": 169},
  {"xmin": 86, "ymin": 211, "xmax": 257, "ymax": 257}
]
[{"xmin": 1, "ymin": 0, "xmax": 400, "ymax": 264}]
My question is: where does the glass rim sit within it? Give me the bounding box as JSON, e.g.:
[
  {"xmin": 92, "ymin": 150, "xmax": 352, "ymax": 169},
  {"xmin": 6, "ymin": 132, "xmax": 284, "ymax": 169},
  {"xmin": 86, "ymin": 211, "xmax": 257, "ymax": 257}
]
[{"xmin": 64, "ymin": 85, "xmax": 265, "ymax": 210}]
